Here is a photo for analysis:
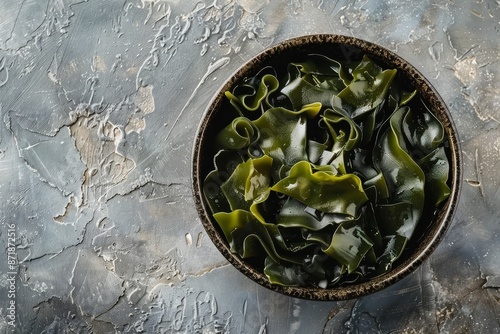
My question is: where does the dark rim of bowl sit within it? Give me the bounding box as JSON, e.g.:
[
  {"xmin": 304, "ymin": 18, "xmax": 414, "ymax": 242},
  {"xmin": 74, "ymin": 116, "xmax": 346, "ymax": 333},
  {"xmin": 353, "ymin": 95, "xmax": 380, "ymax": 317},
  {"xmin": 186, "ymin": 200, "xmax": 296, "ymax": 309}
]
[{"xmin": 191, "ymin": 34, "xmax": 462, "ymax": 301}]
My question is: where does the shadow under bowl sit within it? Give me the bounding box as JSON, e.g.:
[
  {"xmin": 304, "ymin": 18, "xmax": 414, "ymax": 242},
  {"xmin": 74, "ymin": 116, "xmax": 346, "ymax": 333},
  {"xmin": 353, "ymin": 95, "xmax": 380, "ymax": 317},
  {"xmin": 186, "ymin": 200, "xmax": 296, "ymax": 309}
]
[{"xmin": 192, "ymin": 34, "xmax": 462, "ymax": 301}]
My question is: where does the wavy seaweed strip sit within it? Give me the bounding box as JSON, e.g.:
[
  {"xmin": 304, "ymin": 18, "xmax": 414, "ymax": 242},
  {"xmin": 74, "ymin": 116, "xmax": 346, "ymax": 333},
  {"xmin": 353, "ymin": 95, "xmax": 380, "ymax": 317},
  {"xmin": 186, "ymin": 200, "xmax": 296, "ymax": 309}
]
[{"xmin": 203, "ymin": 54, "xmax": 451, "ymax": 288}]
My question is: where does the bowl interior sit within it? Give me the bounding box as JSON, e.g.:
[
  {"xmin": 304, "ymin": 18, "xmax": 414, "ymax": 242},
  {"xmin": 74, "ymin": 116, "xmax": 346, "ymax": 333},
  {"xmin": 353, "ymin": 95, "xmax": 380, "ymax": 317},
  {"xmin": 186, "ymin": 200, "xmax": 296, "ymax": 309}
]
[{"xmin": 192, "ymin": 34, "xmax": 462, "ymax": 301}]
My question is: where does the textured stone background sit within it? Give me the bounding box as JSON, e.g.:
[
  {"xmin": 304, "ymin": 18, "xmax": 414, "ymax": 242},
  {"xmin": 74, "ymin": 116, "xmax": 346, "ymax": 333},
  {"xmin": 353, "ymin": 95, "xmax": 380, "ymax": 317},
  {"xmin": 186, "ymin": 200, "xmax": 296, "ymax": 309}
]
[{"xmin": 0, "ymin": 0, "xmax": 499, "ymax": 333}]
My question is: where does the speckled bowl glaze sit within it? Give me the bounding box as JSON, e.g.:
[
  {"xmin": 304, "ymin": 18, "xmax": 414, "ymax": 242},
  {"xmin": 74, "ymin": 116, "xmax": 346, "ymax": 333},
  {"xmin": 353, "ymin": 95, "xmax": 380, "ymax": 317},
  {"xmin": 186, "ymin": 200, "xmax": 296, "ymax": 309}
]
[{"xmin": 192, "ymin": 34, "xmax": 462, "ymax": 301}]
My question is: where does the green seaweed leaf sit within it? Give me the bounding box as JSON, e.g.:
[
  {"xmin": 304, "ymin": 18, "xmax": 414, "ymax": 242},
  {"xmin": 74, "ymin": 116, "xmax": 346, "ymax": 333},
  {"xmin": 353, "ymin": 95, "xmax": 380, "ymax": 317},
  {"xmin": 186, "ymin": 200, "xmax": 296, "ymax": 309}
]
[
  {"xmin": 281, "ymin": 76, "xmax": 336, "ymax": 110},
  {"xmin": 225, "ymin": 71, "xmax": 280, "ymax": 114},
  {"xmin": 402, "ymin": 102, "xmax": 445, "ymax": 156},
  {"xmin": 252, "ymin": 103, "xmax": 321, "ymax": 168},
  {"xmin": 373, "ymin": 107, "xmax": 425, "ymax": 239},
  {"xmin": 216, "ymin": 117, "xmax": 258, "ymax": 150},
  {"xmin": 264, "ymin": 257, "xmax": 309, "ymax": 286},
  {"xmin": 338, "ymin": 60, "xmax": 397, "ymax": 118},
  {"xmin": 271, "ymin": 161, "xmax": 368, "ymax": 216},
  {"xmin": 220, "ymin": 155, "xmax": 273, "ymax": 211},
  {"xmin": 323, "ymin": 220, "xmax": 374, "ymax": 273},
  {"xmin": 418, "ymin": 147, "xmax": 451, "ymax": 206},
  {"xmin": 376, "ymin": 235, "xmax": 408, "ymax": 273},
  {"xmin": 277, "ymin": 197, "xmax": 351, "ymax": 231},
  {"xmin": 321, "ymin": 107, "xmax": 362, "ymax": 153}
]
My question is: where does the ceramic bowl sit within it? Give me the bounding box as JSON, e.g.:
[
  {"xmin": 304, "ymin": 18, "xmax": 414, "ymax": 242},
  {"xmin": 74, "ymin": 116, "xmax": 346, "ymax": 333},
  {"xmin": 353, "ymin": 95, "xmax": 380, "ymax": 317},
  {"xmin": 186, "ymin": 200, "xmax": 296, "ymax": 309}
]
[{"xmin": 192, "ymin": 34, "xmax": 462, "ymax": 301}]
